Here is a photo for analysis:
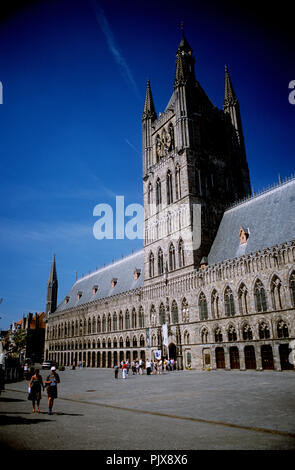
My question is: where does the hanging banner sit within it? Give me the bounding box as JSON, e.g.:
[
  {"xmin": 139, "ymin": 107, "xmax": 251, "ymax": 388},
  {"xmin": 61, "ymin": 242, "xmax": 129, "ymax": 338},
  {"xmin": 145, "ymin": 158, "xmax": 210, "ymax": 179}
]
[
  {"xmin": 162, "ymin": 323, "xmax": 168, "ymax": 347},
  {"xmin": 154, "ymin": 350, "xmax": 161, "ymax": 360}
]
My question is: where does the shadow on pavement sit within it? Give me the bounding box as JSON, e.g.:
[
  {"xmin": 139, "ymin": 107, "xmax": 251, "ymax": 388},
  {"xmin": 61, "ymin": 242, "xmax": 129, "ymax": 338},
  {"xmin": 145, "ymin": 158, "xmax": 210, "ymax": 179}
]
[
  {"xmin": 0, "ymin": 397, "xmax": 26, "ymax": 403},
  {"xmin": 0, "ymin": 415, "xmax": 52, "ymax": 425}
]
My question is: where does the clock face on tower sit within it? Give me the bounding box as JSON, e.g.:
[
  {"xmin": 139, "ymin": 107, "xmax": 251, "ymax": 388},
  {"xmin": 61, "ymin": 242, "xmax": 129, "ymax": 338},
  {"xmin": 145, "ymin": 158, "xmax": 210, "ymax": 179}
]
[{"xmin": 156, "ymin": 127, "xmax": 172, "ymax": 159}]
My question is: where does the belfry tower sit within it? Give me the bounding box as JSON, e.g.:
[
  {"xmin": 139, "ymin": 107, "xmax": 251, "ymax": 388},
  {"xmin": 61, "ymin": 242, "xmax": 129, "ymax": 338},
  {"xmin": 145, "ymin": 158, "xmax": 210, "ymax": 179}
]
[
  {"xmin": 142, "ymin": 27, "xmax": 251, "ymax": 284},
  {"xmin": 46, "ymin": 254, "xmax": 58, "ymax": 316}
]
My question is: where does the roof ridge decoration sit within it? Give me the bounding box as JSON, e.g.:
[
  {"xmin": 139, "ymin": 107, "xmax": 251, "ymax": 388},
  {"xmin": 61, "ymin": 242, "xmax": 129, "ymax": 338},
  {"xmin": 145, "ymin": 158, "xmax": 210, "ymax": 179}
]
[{"xmin": 225, "ymin": 173, "xmax": 295, "ymax": 212}]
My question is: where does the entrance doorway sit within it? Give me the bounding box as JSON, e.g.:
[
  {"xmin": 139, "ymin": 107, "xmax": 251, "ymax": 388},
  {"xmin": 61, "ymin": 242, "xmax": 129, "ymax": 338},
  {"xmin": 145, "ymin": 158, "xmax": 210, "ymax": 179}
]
[
  {"xmin": 261, "ymin": 345, "xmax": 274, "ymax": 370},
  {"xmin": 229, "ymin": 347, "xmax": 240, "ymax": 369},
  {"xmin": 244, "ymin": 346, "xmax": 256, "ymax": 369},
  {"xmin": 169, "ymin": 343, "xmax": 176, "ymax": 360},
  {"xmin": 215, "ymin": 347, "xmax": 225, "ymax": 368}
]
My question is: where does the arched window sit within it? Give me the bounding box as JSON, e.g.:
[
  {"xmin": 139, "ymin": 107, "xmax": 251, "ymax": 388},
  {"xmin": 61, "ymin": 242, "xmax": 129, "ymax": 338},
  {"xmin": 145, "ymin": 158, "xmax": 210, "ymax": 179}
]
[
  {"xmin": 97, "ymin": 316, "xmax": 101, "ymax": 333},
  {"xmin": 156, "ymin": 178, "xmax": 162, "ymax": 207},
  {"xmin": 119, "ymin": 337, "xmax": 124, "ymax": 348},
  {"xmin": 182, "ymin": 298, "xmax": 189, "ymax": 322},
  {"xmin": 107, "ymin": 314, "xmax": 112, "ymax": 332},
  {"xmin": 148, "ymin": 182, "xmax": 153, "ymax": 206},
  {"xmin": 211, "ymin": 290, "xmax": 219, "ymax": 319},
  {"xmin": 151, "ymin": 334, "xmax": 157, "ymax": 347},
  {"xmin": 113, "ymin": 313, "xmax": 117, "ymax": 331},
  {"xmin": 126, "ymin": 337, "xmax": 130, "ymax": 348},
  {"xmin": 171, "ymin": 300, "xmax": 179, "ymax": 324},
  {"xmin": 277, "ymin": 320, "xmax": 289, "ymax": 338},
  {"xmin": 149, "ymin": 252, "xmax": 155, "ymax": 278},
  {"xmin": 132, "ymin": 308, "xmax": 137, "ymax": 329},
  {"xmin": 238, "ymin": 283, "xmax": 249, "ymax": 315},
  {"xmin": 201, "ymin": 328, "xmax": 208, "ymax": 343},
  {"xmin": 102, "ymin": 315, "xmax": 106, "ymax": 333},
  {"xmin": 167, "ymin": 170, "xmax": 173, "ymax": 205},
  {"xmin": 167, "ymin": 211, "xmax": 172, "ymax": 234},
  {"xmin": 224, "ymin": 287, "xmax": 235, "ymax": 317},
  {"xmin": 113, "ymin": 338, "xmax": 117, "ymax": 348},
  {"xmin": 169, "ymin": 243, "xmax": 176, "ymax": 271},
  {"xmin": 159, "ymin": 303, "xmax": 166, "ymax": 325},
  {"xmin": 158, "ymin": 248, "xmax": 164, "ymax": 275},
  {"xmin": 175, "ymin": 164, "xmax": 181, "ymax": 200},
  {"xmin": 132, "ymin": 336, "xmax": 137, "ymax": 347},
  {"xmin": 140, "ymin": 335, "xmax": 145, "ymax": 347},
  {"xmin": 289, "ymin": 271, "xmax": 295, "ymax": 307},
  {"xmin": 271, "ymin": 276, "xmax": 283, "ymax": 310},
  {"xmin": 215, "ymin": 327, "xmax": 223, "ymax": 343},
  {"xmin": 254, "ymin": 279, "xmax": 267, "ymax": 312},
  {"xmin": 178, "ymin": 238, "xmax": 185, "ymax": 268},
  {"xmin": 199, "ymin": 292, "xmax": 208, "ymax": 320},
  {"xmin": 184, "ymin": 331, "xmax": 190, "ymax": 345},
  {"xmin": 168, "ymin": 123, "xmax": 174, "ymax": 150},
  {"xmin": 242, "ymin": 324, "xmax": 253, "ymax": 340},
  {"xmin": 119, "ymin": 311, "xmax": 123, "ymax": 330},
  {"xmin": 125, "ymin": 310, "xmax": 130, "ymax": 329},
  {"xmin": 92, "ymin": 317, "xmax": 96, "ymax": 334},
  {"xmin": 259, "ymin": 322, "xmax": 270, "ymax": 339},
  {"xmin": 107, "ymin": 338, "xmax": 112, "ymax": 348},
  {"xmin": 139, "ymin": 306, "xmax": 144, "ymax": 328},
  {"xmin": 228, "ymin": 325, "xmax": 237, "ymax": 342}
]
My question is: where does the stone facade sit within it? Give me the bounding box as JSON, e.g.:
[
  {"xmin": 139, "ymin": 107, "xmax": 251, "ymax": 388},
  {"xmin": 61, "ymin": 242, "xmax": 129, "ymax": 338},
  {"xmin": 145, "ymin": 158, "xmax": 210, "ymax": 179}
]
[{"xmin": 44, "ymin": 31, "xmax": 295, "ymax": 372}]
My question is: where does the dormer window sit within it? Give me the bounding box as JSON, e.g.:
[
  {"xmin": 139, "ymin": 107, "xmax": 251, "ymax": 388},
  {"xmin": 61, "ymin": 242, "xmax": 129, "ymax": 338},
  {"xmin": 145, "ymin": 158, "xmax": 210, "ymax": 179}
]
[
  {"xmin": 239, "ymin": 227, "xmax": 249, "ymax": 245},
  {"xmin": 111, "ymin": 278, "xmax": 118, "ymax": 288},
  {"xmin": 77, "ymin": 291, "xmax": 82, "ymax": 300},
  {"xmin": 134, "ymin": 269, "xmax": 141, "ymax": 280},
  {"xmin": 65, "ymin": 296, "xmax": 70, "ymax": 304},
  {"xmin": 92, "ymin": 285, "xmax": 98, "ymax": 295}
]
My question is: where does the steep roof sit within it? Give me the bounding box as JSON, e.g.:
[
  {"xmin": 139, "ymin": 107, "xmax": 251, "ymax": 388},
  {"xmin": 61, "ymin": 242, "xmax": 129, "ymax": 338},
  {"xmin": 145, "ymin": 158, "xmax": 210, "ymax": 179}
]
[
  {"xmin": 55, "ymin": 250, "xmax": 144, "ymax": 313},
  {"xmin": 208, "ymin": 178, "xmax": 295, "ymax": 264}
]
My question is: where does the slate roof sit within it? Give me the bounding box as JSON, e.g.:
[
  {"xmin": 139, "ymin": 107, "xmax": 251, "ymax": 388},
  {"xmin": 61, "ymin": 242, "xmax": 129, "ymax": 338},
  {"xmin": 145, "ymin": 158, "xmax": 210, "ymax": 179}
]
[
  {"xmin": 55, "ymin": 250, "xmax": 144, "ymax": 313},
  {"xmin": 208, "ymin": 178, "xmax": 295, "ymax": 265}
]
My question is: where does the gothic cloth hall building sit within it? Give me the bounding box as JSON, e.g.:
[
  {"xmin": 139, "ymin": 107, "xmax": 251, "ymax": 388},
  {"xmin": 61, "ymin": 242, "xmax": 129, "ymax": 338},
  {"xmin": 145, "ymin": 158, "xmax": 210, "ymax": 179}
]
[{"xmin": 44, "ymin": 31, "xmax": 295, "ymax": 372}]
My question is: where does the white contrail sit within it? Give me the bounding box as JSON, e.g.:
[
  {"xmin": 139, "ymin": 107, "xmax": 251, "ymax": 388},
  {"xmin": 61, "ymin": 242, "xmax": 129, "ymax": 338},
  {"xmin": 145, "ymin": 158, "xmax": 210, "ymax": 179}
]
[{"xmin": 90, "ymin": 0, "xmax": 142, "ymax": 101}]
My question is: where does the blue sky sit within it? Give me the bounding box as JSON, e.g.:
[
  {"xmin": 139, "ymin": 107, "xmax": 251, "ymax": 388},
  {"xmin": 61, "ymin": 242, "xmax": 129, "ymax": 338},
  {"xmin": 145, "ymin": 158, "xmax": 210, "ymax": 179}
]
[{"xmin": 0, "ymin": 0, "xmax": 294, "ymax": 330}]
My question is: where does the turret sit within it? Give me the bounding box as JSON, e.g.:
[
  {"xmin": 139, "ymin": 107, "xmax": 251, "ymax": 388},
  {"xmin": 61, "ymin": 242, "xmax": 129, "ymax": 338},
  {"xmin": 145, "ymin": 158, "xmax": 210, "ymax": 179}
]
[{"xmin": 45, "ymin": 254, "xmax": 58, "ymax": 316}]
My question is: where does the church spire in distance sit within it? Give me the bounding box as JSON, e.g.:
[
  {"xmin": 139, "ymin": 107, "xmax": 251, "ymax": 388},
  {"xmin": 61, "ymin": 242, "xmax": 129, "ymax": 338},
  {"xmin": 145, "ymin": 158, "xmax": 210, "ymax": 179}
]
[
  {"xmin": 46, "ymin": 253, "xmax": 58, "ymax": 316},
  {"xmin": 224, "ymin": 65, "xmax": 237, "ymax": 108}
]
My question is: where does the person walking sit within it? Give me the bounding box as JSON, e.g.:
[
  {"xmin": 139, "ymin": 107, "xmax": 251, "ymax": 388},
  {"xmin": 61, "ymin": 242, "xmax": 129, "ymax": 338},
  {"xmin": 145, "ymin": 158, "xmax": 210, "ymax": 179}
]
[
  {"xmin": 28, "ymin": 368, "xmax": 44, "ymax": 413},
  {"xmin": 146, "ymin": 359, "xmax": 151, "ymax": 376},
  {"xmin": 44, "ymin": 366, "xmax": 60, "ymax": 415},
  {"xmin": 122, "ymin": 361, "xmax": 127, "ymax": 379}
]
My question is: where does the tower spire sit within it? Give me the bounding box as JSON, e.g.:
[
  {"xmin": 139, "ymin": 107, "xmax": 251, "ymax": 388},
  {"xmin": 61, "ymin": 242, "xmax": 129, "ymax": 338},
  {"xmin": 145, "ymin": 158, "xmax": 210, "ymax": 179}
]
[
  {"xmin": 224, "ymin": 65, "xmax": 237, "ymax": 108},
  {"xmin": 142, "ymin": 79, "xmax": 156, "ymax": 121},
  {"xmin": 174, "ymin": 25, "xmax": 195, "ymax": 88},
  {"xmin": 46, "ymin": 253, "xmax": 58, "ymax": 316}
]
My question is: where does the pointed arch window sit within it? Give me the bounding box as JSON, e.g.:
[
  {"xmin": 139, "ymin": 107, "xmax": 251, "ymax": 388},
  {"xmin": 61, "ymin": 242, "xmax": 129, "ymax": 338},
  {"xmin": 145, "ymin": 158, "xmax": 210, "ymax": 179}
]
[
  {"xmin": 175, "ymin": 164, "xmax": 181, "ymax": 200},
  {"xmin": 148, "ymin": 182, "xmax": 153, "ymax": 206},
  {"xmin": 259, "ymin": 322, "xmax": 270, "ymax": 339},
  {"xmin": 168, "ymin": 123, "xmax": 174, "ymax": 150},
  {"xmin": 167, "ymin": 170, "xmax": 173, "ymax": 205},
  {"xmin": 201, "ymin": 328, "xmax": 209, "ymax": 343},
  {"xmin": 254, "ymin": 280, "xmax": 267, "ymax": 312},
  {"xmin": 211, "ymin": 290, "xmax": 219, "ymax": 319},
  {"xmin": 126, "ymin": 337, "xmax": 130, "ymax": 348},
  {"xmin": 228, "ymin": 325, "xmax": 237, "ymax": 342},
  {"xmin": 149, "ymin": 252, "xmax": 155, "ymax": 278},
  {"xmin": 132, "ymin": 308, "xmax": 137, "ymax": 329},
  {"xmin": 97, "ymin": 316, "xmax": 101, "ymax": 333},
  {"xmin": 140, "ymin": 335, "xmax": 145, "ymax": 347},
  {"xmin": 171, "ymin": 300, "xmax": 179, "ymax": 324},
  {"xmin": 139, "ymin": 306, "xmax": 144, "ymax": 328},
  {"xmin": 119, "ymin": 311, "xmax": 123, "ymax": 330},
  {"xmin": 102, "ymin": 315, "xmax": 106, "ymax": 333},
  {"xmin": 271, "ymin": 276, "xmax": 283, "ymax": 310},
  {"xmin": 224, "ymin": 286, "xmax": 235, "ymax": 317},
  {"xmin": 215, "ymin": 327, "xmax": 223, "ymax": 343},
  {"xmin": 159, "ymin": 303, "xmax": 166, "ymax": 325},
  {"xmin": 125, "ymin": 310, "xmax": 130, "ymax": 329},
  {"xmin": 113, "ymin": 313, "xmax": 117, "ymax": 331},
  {"xmin": 277, "ymin": 320, "xmax": 289, "ymax": 338},
  {"xmin": 178, "ymin": 238, "xmax": 185, "ymax": 268},
  {"xmin": 132, "ymin": 336, "xmax": 138, "ymax": 347},
  {"xmin": 158, "ymin": 248, "xmax": 164, "ymax": 275},
  {"xmin": 167, "ymin": 211, "xmax": 172, "ymax": 234},
  {"xmin": 199, "ymin": 292, "xmax": 208, "ymax": 320},
  {"xmin": 156, "ymin": 178, "xmax": 162, "ymax": 207},
  {"xmin": 242, "ymin": 324, "xmax": 253, "ymax": 340},
  {"xmin": 169, "ymin": 243, "xmax": 176, "ymax": 271},
  {"xmin": 119, "ymin": 337, "xmax": 124, "ymax": 348},
  {"xmin": 290, "ymin": 271, "xmax": 295, "ymax": 307},
  {"xmin": 107, "ymin": 314, "xmax": 112, "ymax": 332},
  {"xmin": 238, "ymin": 283, "xmax": 249, "ymax": 315}
]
